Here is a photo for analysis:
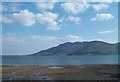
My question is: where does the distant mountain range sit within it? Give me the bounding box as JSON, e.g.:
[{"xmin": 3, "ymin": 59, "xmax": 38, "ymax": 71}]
[{"xmin": 31, "ymin": 41, "xmax": 119, "ymax": 56}]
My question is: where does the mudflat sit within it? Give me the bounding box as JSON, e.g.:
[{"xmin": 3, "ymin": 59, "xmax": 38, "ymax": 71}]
[{"xmin": 2, "ymin": 64, "xmax": 119, "ymax": 80}]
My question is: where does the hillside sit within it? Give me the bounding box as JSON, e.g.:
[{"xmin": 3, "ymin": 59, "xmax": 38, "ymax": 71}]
[{"xmin": 31, "ymin": 41, "xmax": 119, "ymax": 56}]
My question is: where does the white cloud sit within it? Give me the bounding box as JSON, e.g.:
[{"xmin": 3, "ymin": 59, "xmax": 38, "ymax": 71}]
[
  {"xmin": 36, "ymin": 12, "xmax": 61, "ymax": 31},
  {"xmin": 3, "ymin": 34, "xmax": 59, "ymax": 55},
  {"xmin": 3, "ymin": 33, "xmax": 26, "ymax": 42},
  {"xmin": 36, "ymin": 0, "xmax": 56, "ymax": 10},
  {"xmin": 2, "ymin": 0, "xmax": 119, "ymax": 2},
  {"xmin": 58, "ymin": 16, "xmax": 66, "ymax": 23},
  {"xmin": 68, "ymin": 16, "xmax": 81, "ymax": 24},
  {"xmin": 3, "ymin": 33, "xmax": 83, "ymax": 44},
  {"xmin": 0, "ymin": 15, "xmax": 2, "ymax": 22},
  {"xmin": 90, "ymin": 0, "xmax": 113, "ymax": 2},
  {"xmin": 29, "ymin": 35, "xmax": 57, "ymax": 42},
  {"xmin": 30, "ymin": 35, "xmax": 83, "ymax": 43},
  {"xmin": 92, "ymin": 3, "xmax": 109, "ymax": 11},
  {"xmin": 2, "ymin": 15, "xmax": 13, "ymax": 24},
  {"xmin": 7, "ymin": 9, "xmax": 61, "ymax": 31},
  {"xmin": 61, "ymin": 2, "xmax": 89, "ymax": 14},
  {"xmin": 91, "ymin": 13, "xmax": 114, "ymax": 21},
  {"xmin": 3, "ymin": 33, "xmax": 84, "ymax": 55},
  {"xmin": 3, "ymin": 33, "xmax": 58, "ymax": 43},
  {"xmin": 11, "ymin": 10, "xmax": 36, "ymax": 26},
  {"xmin": 99, "ymin": 30, "xmax": 114, "ymax": 34},
  {"xmin": 2, "ymin": 3, "xmax": 22, "ymax": 12},
  {"xmin": 62, "ymin": 35, "xmax": 83, "ymax": 42},
  {"xmin": 61, "ymin": 2, "xmax": 110, "ymax": 14},
  {"xmin": 0, "ymin": 4, "xmax": 2, "ymax": 12},
  {"xmin": 0, "ymin": 4, "xmax": 8, "ymax": 12}
]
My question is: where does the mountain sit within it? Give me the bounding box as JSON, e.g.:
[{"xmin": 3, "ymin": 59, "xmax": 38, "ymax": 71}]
[{"xmin": 31, "ymin": 41, "xmax": 119, "ymax": 56}]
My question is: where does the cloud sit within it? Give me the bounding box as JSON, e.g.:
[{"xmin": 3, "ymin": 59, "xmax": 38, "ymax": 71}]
[
  {"xmin": 11, "ymin": 10, "xmax": 36, "ymax": 26},
  {"xmin": 90, "ymin": 0, "xmax": 114, "ymax": 2},
  {"xmin": 0, "ymin": 4, "xmax": 8, "ymax": 12},
  {"xmin": 36, "ymin": 0, "xmax": 56, "ymax": 11},
  {"xmin": 31, "ymin": 34, "xmax": 83, "ymax": 43},
  {"xmin": 29, "ymin": 35, "xmax": 57, "ymax": 42},
  {"xmin": 61, "ymin": 2, "xmax": 89, "ymax": 14},
  {"xmin": 81, "ymin": 0, "xmax": 116, "ymax": 3},
  {"xmin": 1, "ymin": 15, "xmax": 13, "ymax": 24},
  {"xmin": 68, "ymin": 16, "xmax": 81, "ymax": 24},
  {"xmin": 0, "ymin": 15, "xmax": 2, "ymax": 22},
  {"xmin": 92, "ymin": 3, "xmax": 109, "ymax": 11},
  {"xmin": 3, "ymin": 33, "xmax": 58, "ymax": 43},
  {"xmin": 62, "ymin": 35, "xmax": 83, "ymax": 42},
  {"xmin": 8, "ymin": 9, "xmax": 61, "ymax": 31},
  {"xmin": 3, "ymin": 34, "xmax": 59, "ymax": 55},
  {"xmin": 2, "ymin": 3, "xmax": 22, "ymax": 12},
  {"xmin": 0, "ymin": 4, "xmax": 2, "ymax": 12},
  {"xmin": 2, "ymin": 0, "xmax": 119, "ymax": 2},
  {"xmin": 91, "ymin": 13, "xmax": 114, "ymax": 21},
  {"xmin": 3, "ymin": 33, "xmax": 83, "ymax": 43},
  {"xmin": 99, "ymin": 30, "xmax": 114, "ymax": 34},
  {"xmin": 36, "ymin": 12, "xmax": 61, "ymax": 31},
  {"xmin": 61, "ymin": 2, "xmax": 110, "ymax": 14},
  {"xmin": 3, "ymin": 33, "xmax": 84, "ymax": 55},
  {"xmin": 58, "ymin": 15, "xmax": 67, "ymax": 22}
]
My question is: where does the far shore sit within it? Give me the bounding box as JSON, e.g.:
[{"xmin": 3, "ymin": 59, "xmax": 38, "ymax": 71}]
[{"xmin": 2, "ymin": 64, "xmax": 119, "ymax": 80}]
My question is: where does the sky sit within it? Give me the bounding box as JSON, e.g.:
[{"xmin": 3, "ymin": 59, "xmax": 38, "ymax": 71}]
[{"xmin": 1, "ymin": 1, "xmax": 118, "ymax": 55}]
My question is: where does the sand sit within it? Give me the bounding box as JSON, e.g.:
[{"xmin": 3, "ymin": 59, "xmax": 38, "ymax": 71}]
[{"xmin": 2, "ymin": 64, "xmax": 119, "ymax": 80}]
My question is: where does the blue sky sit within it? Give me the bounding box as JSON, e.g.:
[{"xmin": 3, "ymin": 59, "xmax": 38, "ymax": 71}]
[{"xmin": 1, "ymin": 1, "xmax": 118, "ymax": 55}]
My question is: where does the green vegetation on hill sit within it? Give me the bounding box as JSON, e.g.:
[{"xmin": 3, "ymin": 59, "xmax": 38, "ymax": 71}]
[{"xmin": 31, "ymin": 41, "xmax": 119, "ymax": 56}]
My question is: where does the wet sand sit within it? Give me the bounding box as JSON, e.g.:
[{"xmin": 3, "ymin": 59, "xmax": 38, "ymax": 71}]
[{"xmin": 2, "ymin": 64, "xmax": 119, "ymax": 80}]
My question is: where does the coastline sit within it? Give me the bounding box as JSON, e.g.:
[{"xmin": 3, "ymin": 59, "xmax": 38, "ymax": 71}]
[{"xmin": 2, "ymin": 64, "xmax": 119, "ymax": 80}]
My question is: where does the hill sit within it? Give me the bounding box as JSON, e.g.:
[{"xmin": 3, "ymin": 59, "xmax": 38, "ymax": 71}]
[{"xmin": 31, "ymin": 41, "xmax": 119, "ymax": 56}]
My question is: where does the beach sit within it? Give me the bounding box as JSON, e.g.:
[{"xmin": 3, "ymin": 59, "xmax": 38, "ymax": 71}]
[{"xmin": 2, "ymin": 64, "xmax": 119, "ymax": 80}]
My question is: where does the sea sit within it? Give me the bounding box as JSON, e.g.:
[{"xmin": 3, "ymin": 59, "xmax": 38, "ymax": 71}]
[{"xmin": 2, "ymin": 55, "xmax": 118, "ymax": 65}]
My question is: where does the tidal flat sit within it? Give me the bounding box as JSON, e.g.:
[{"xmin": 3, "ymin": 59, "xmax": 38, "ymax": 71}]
[{"xmin": 2, "ymin": 64, "xmax": 119, "ymax": 80}]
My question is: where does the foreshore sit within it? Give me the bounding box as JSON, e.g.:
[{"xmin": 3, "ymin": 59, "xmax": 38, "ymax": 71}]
[{"xmin": 2, "ymin": 64, "xmax": 119, "ymax": 80}]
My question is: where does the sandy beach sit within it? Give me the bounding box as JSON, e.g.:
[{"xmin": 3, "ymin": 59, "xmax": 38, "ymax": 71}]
[{"xmin": 2, "ymin": 64, "xmax": 119, "ymax": 80}]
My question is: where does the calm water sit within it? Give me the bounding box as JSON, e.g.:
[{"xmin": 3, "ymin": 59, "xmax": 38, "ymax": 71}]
[{"xmin": 2, "ymin": 55, "xmax": 118, "ymax": 65}]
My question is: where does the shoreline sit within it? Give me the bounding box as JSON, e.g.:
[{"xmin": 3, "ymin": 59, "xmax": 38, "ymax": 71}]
[
  {"xmin": 2, "ymin": 64, "xmax": 119, "ymax": 80},
  {"xmin": 1, "ymin": 64, "xmax": 118, "ymax": 66}
]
